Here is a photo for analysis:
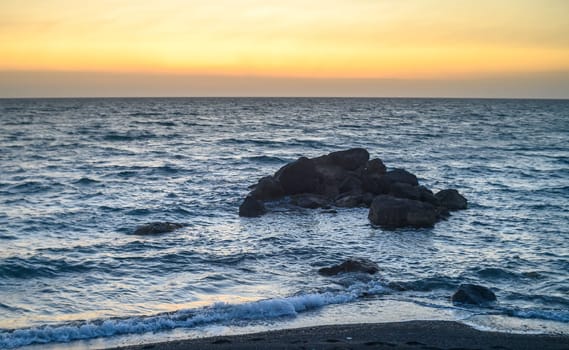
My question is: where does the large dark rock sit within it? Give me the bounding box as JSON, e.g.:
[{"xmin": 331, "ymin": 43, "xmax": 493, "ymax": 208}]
[
  {"xmin": 275, "ymin": 157, "xmax": 322, "ymax": 195},
  {"xmin": 385, "ymin": 168, "xmax": 419, "ymax": 186},
  {"xmin": 335, "ymin": 192, "xmax": 373, "ymax": 208},
  {"xmin": 364, "ymin": 158, "xmax": 387, "ymax": 176},
  {"xmin": 390, "ymin": 182, "xmax": 420, "ymax": 200},
  {"xmin": 250, "ymin": 176, "xmax": 285, "ymax": 201},
  {"xmin": 435, "ymin": 189, "xmax": 467, "ymax": 210},
  {"xmin": 328, "ymin": 148, "xmax": 370, "ymax": 170},
  {"xmin": 291, "ymin": 194, "xmax": 330, "ymax": 209},
  {"xmin": 133, "ymin": 222, "xmax": 185, "ymax": 235},
  {"xmin": 418, "ymin": 186, "xmax": 439, "ymax": 206},
  {"xmin": 338, "ymin": 176, "xmax": 363, "ymax": 194},
  {"xmin": 239, "ymin": 196, "xmax": 266, "ymax": 217},
  {"xmin": 368, "ymin": 195, "xmax": 437, "ymax": 228},
  {"xmin": 318, "ymin": 258, "xmax": 380, "ymax": 276},
  {"xmin": 451, "ymin": 284, "xmax": 496, "ymax": 305},
  {"xmin": 362, "ymin": 175, "xmax": 392, "ymax": 195}
]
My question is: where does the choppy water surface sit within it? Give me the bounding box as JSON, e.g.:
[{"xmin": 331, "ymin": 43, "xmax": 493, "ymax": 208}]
[{"xmin": 1, "ymin": 98, "xmax": 568, "ymax": 348}]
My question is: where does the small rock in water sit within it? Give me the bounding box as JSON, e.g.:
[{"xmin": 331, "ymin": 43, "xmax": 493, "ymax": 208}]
[
  {"xmin": 435, "ymin": 189, "xmax": 467, "ymax": 210},
  {"xmin": 451, "ymin": 284, "xmax": 497, "ymax": 305},
  {"xmin": 239, "ymin": 196, "xmax": 266, "ymax": 217},
  {"xmin": 133, "ymin": 222, "xmax": 185, "ymax": 235},
  {"xmin": 318, "ymin": 258, "xmax": 380, "ymax": 276}
]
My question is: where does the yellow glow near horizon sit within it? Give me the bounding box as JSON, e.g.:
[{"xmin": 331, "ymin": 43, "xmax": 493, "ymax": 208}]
[{"xmin": 1, "ymin": 0, "xmax": 569, "ymax": 79}]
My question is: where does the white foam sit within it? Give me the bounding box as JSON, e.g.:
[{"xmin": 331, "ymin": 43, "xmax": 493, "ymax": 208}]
[{"xmin": 0, "ymin": 281, "xmax": 387, "ymax": 349}]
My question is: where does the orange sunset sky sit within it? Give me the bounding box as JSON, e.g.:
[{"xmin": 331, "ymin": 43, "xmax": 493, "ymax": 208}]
[{"xmin": 1, "ymin": 0, "xmax": 568, "ymax": 98}]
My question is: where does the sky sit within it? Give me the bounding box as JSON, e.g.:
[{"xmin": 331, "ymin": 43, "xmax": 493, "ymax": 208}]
[{"xmin": 1, "ymin": 0, "xmax": 568, "ymax": 98}]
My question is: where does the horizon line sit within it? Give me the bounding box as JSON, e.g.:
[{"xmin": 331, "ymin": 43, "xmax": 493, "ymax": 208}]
[{"xmin": 1, "ymin": 96, "xmax": 568, "ymax": 101}]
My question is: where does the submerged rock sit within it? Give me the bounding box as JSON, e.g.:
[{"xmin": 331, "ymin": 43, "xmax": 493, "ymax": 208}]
[
  {"xmin": 368, "ymin": 195, "xmax": 437, "ymax": 228},
  {"xmin": 318, "ymin": 258, "xmax": 380, "ymax": 276},
  {"xmin": 451, "ymin": 284, "xmax": 496, "ymax": 305},
  {"xmin": 133, "ymin": 222, "xmax": 185, "ymax": 235},
  {"xmin": 436, "ymin": 189, "xmax": 468, "ymax": 210},
  {"xmin": 239, "ymin": 196, "xmax": 266, "ymax": 217}
]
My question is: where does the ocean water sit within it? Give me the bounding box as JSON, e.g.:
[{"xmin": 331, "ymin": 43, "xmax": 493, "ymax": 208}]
[{"xmin": 0, "ymin": 98, "xmax": 568, "ymax": 349}]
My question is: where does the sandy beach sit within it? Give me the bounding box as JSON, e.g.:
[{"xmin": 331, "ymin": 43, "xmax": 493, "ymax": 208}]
[{"xmin": 110, "ymin": 320, "xmax": 569, "ymax": 350}]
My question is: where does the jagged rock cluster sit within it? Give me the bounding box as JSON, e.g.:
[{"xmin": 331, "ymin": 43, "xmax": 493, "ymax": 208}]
[{"xmin": 239, "ymin": 148, "xmax": 467, "ymax": 228}]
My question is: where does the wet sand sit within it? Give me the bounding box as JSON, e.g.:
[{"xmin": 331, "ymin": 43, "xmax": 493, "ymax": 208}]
[{"xmin": 109, "ymin": 320, "xmax": 568, "ymax": 350}]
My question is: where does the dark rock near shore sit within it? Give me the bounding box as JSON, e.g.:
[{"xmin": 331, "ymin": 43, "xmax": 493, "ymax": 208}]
[
  {"xmin": 368, "ymin": 195, "xmax": 437, "ymax": 228},
  {"xmin": 318, "ymin": 258, "xmax": 380, "ymax": 276},
  {"xmin": 239, "ymin": 148, "xmax": 467, "ymax": 228},
  {"xmin": 452, "ymin": 284, "xmax": 496, "ymax": 305},
  {"xmin": 436, "ymin": 189, "xmax": 468, "ymax": 210},
  {"xmin": 239, "ymin": 196, "xmax": 266, "ymax": 217},
  {"xmin": 133, "ymin": 222, "xmax": 185, "ymax": 235}
]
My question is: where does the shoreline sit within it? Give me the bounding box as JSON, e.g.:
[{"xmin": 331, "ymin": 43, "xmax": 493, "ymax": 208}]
[{"xmin": 109, "ymin": 320, "xmax": 569, "ymax": 350}]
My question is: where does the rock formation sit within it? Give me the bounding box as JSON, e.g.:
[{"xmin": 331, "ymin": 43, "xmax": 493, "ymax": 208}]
[{"xmin": 239, "ymin": 148, "xmax": 467, "ymax": 228}]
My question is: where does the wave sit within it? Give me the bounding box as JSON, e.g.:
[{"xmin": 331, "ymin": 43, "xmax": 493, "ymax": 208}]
[
  {"xmin": 128, "ymin": 112, "xmax": 161, "ymax": 117},
  {"xmin": 102, "ymin": 132, "xmax": 157, "ymax": 142},
  {"xmin": 243, "ymin": 155, "xmax": 288, "ymax": 164},
  {"xmin": 0, "ymin": 257, "xmax": 97, "ymax": 280},
  {"xmin": 506, "ymin": 309, "xmax": 569, "ymax": 323},
  {"xmin": 72, "ymin": 177, "xmax": 100, "ymax": 185},
  {"xmin": 0, "ymin": 281, "xmax": 387, "ymax": 349},
  {"xmin": 475, "ymin": 267, "xmax": 521, "ymax": 280},
  {"xmin": 388, "ymin": 276, "xmax": 460, "ymax": 292},
  {"xmin": 218, "ymin": 138, "xmax": 286, "ymax": 147},
  {"xmin": 5, "ymin": 181, "xmax": 63, "ymax": 194},
  {"xmin": 148, "ymin": 165, "xmax": 180, "ymax": 174},
  {"xmin": 0, "ymin": 234, "xmax": 17, "ymax": 241}
]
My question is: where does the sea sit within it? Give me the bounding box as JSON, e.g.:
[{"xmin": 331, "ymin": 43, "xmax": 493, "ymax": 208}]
[{"xmin": 0, "ymin": 98, "xmax": 568, "ymax": 349}]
